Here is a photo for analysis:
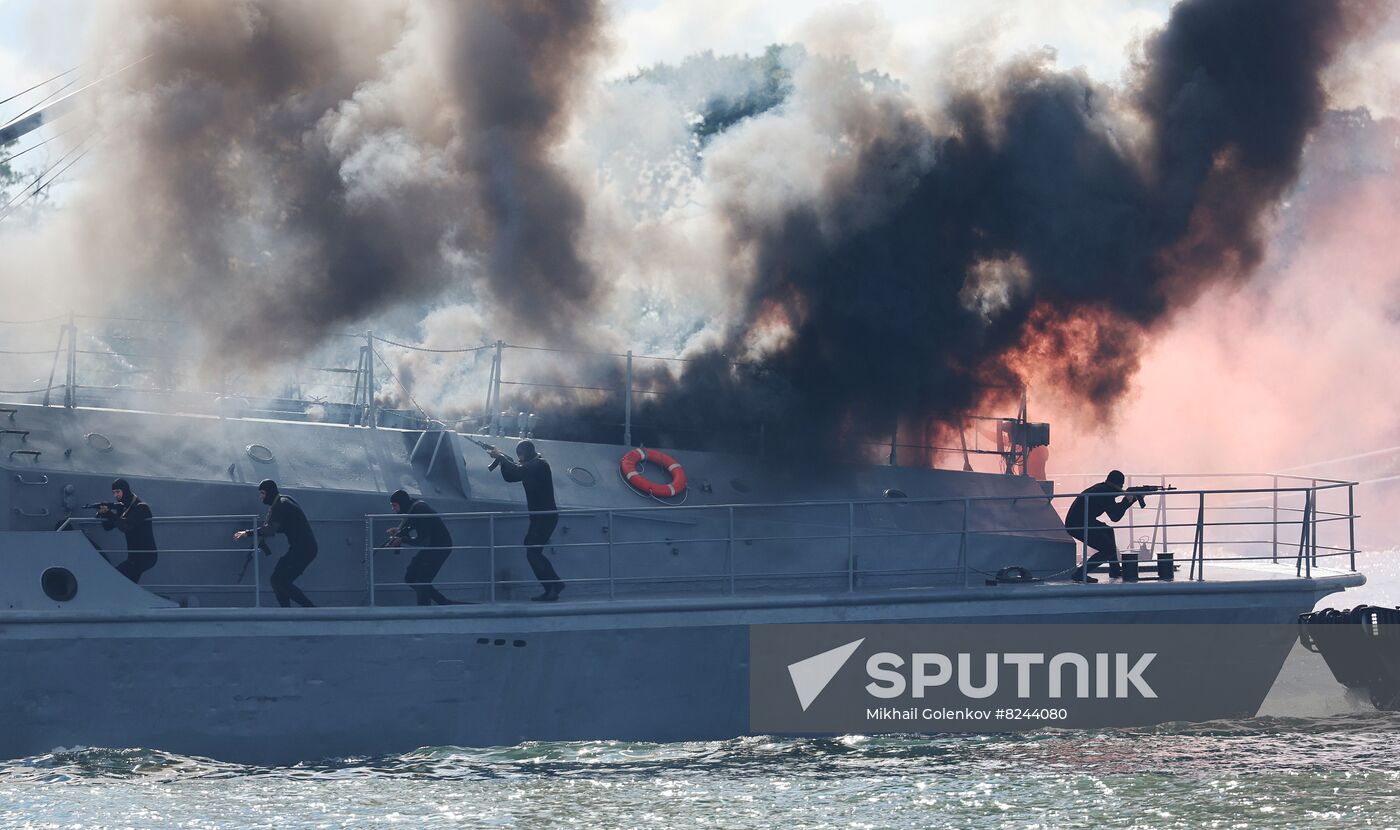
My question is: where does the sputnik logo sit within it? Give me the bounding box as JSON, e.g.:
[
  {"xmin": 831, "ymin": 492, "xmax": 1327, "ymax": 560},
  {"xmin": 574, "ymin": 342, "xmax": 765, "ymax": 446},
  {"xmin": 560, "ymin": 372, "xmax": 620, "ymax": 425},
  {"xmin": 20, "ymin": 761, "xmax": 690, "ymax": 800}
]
[{"xmin": 787, "ymin": 638, "xmax": 864, "ymax": 711}]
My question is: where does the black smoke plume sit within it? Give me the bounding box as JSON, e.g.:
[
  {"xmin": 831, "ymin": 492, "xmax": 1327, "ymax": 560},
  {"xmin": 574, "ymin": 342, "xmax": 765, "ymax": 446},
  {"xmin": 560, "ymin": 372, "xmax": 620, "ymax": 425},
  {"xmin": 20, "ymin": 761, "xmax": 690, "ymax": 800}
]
[{"xmin": 563, "ymin": 0, "xmax": 1382, "ymax": 462}]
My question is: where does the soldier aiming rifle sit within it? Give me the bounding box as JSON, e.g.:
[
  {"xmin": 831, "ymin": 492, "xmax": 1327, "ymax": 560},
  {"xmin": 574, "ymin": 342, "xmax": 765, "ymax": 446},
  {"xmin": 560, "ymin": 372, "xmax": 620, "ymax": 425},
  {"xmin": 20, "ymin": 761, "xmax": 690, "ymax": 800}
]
[
  {"xmin": 1064, "ymin": 470, "xmax": 1174, "ymax": 583},
  {"xmin": 90, "ymin": 478, "xmax": 159, "ymax": 584}
]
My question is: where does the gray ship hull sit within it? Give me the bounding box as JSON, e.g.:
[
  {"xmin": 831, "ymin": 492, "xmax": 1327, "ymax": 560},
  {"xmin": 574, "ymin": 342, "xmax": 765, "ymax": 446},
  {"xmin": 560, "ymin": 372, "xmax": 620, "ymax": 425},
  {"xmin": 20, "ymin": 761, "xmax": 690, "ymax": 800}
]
[{"xmin": 1, "ymin": 574, "xmax": 1358, "ymax": 764}]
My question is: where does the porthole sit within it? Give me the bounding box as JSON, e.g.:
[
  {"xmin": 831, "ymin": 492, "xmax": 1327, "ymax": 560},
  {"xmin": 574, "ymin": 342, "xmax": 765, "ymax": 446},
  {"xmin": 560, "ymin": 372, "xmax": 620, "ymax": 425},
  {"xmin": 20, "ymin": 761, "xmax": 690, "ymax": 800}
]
[
  {"xmin": 85, "ymin": 433, "xmax": 113, "ymax": 453},
  {"xmin": 246, "ymin": 444, "xmax": 275, "ymax": 464},
  {"xmin": 567, "ymin": 466, "xmax": 597, "ymax": 487},
  {"xmin": 41, "ymin": 567, "xmax": 78, "ymax": 602},
  {"xmin": 883, "ymin": 488, "xmax": 907, "ymax": 499}
]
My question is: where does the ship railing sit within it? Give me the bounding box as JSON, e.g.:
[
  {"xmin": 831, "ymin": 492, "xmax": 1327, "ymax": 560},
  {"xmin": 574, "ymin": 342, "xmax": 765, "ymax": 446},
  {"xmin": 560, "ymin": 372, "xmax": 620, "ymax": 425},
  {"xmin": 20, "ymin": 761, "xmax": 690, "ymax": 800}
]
[
  {"xmin": 361, "ymin": 475, "xmax": 1359, "ymax": 606},
  {"xmin": 40, "ymin": 477, "xmax": 1356, "ymax": 608},
  {"xmin": 55, "ymin": 513, "xmax": 268, "ymax": 605}
]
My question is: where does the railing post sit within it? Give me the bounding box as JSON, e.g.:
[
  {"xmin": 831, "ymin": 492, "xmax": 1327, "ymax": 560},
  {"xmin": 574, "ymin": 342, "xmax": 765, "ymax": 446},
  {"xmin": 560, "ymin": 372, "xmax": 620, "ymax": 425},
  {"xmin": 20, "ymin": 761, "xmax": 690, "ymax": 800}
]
[
  {"xmin": 482, "ymin": 344, "xmax": 498, "ymax": 432},
  {"xmin": 729, "ymin": 506, "xmax": 737, "ymax": 595},
  {"xmin": 1310, "ymin": 479, "xmax": 1319, "ymax": 570},
  {"xmin": 64, "ymin": 312, "xmax": 77, "ymax": 408},
  {"xmin": 1348, "ymin": 483, "xmax": 1356, "ymax": 572},
  {"xmin": 607, "ymin": 511, "xmax": 616, "ymax": 599},
  {"xmin": 43, "ymin": 319, "xmax": 65, "ymax": 407},
  {"xmin": 488, "ymin": 514, "xmax": 497, "ymax": 603},
  {"xmin": 365, "ymin": 331, "xmax": 377, "ymax": 429},
  {"xmin": 251, "ymin": 518, "xmax": 261, "ymax": 608},
  {"xmin": 623, "ymin": 350, "xmax": 633, "ymax": 448},
  {"xmin": 1271, "ymin": 475, "xmax": 1279, "ymax": 563},
  {"xmin": 1191, "ymin": 492, "xmax": 1205, "ymax": 582},
  {"xmin": 1293, "ymin": 492, "xmax": 1304, "ymax": 576},
  {"xmin": 1127, "ymin": 474, "xmax": 1134, "ymax": 547},
  {"xmin": 490, "ymin": 340, "xmax": 504, "ymax": 437},
  {"xmin": 365, "ymin": 515, "xmax": 376, "ymax": 607},
  {"xmin": 847, "ymin": 502, "xmax": 855, "ymax": 592},
  {"xmin": 1159, "ymin": 475, "xmax": 1168, "ymax": 557},
  {"xmin": 961, "ymin": 498, "xmax": 970, "ymax": 588},
  {"xmin": 349, "ymin": 347, "xmax": 364, "ymax": 424},
  {"xmin": 1304, "ymin": 484, "xmax": 1316, "ymax": 571},
  {"xmin": 1080, "ymin": 490, "xmax": 1090, "ymax": 582}
]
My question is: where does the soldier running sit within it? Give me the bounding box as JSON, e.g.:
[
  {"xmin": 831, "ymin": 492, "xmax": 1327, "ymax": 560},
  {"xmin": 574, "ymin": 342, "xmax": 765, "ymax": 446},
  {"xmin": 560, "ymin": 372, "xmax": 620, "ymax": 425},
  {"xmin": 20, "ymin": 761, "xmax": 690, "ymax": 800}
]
[{"xmin": 234, "ymin": 479, "xmax": 318, "ymax": 607}]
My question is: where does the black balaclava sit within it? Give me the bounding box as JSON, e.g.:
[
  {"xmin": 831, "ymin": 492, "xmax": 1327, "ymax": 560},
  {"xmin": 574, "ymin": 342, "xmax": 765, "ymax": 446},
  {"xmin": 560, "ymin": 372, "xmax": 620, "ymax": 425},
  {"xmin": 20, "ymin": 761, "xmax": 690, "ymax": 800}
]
[
  {"xmin": 111, "ymin": 478, "xmax": 134, "ymax": 505},
  {"xmin": 259, "ymin": 479, "xmax": 279, "ymax": 506},
  {"xmin": 390, "ymin": 489, "xmax": 414, "ymax": 512},
  {"xmin": 1106, "ymin": 470, "xmax": 1126, "ymax": 490},
  {"xmin": 516, "ymin": 440, "xmax": 538, "ymax": 462}
]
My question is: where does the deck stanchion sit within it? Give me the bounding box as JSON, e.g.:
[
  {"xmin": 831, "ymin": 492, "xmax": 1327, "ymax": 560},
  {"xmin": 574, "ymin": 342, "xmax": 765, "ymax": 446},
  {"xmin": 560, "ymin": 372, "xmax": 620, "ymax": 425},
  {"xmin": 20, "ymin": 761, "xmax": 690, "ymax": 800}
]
[
  {"xmin": 42, "ymin": 320, "xmax": 65, "ymax": 407},
  {"xmin": 365, "ymin": 331, "xmax": 376, "ymax": 429},
  {"xmin": 251, "ymin": 519, "xmax": 261, "ymax": 608},
  {"xmin": 961, "ymin": 498, "xmax": 970, "ymax": 587},
  {"xmin": 847, "ymin": 502, "xmax": 855, "ymax": 592},
  {"xmin": 624, "ymin": 351, "xmax": 633, "ymax": 448},
  {"xmin": 482, "ymin": 343, "xmax": 498, "ymax": 431},
  {"xmin": 1293, "ymin": 492, "xmax": 1304, "ymax": 576},
  {"xmin": 64, "ymin": 312, "xmax": 77, "ymax": 408},
  {"xmin": 1191, "ymin": 492, "xmax": 1205, "ymax": 582},
  {"xmin": 1127, "ymin": 474, "xmax": 1134, "ymax": 547},
  {"xmin": 365, "ymin": 515, "xmax": 375, "ymax": 607},
  {"xmin": 1160, "ymin": 476, "xmax": 1168, "ymax": 559},
  {"xmin": 1304, "ymin": 484, "xmax": 1316, "ymax": 571},
  {"xmin": 608, "ymin": 511, "xmax": 616, "ymax": 599},
  {"xmin": 488, "ymin": 514, "xmax": 497, "ymax": 603},
  {"xmin": 1271, "ymin": 475, "xmax": 1279, "ymax": 563},
  {"xmin": 490, "ymin": 341, "xmax": 504, "ymax": 437},
  {"xmin": 1081, "ymin": 494, "xmax": 1090, "ymax": 583},
  {"xmin": 1349, "ymin": 484, "xmax": 1356, "ymax": 572},
  {"xmin": 730, "ymin": 506, "xmax": 738, "ymax": 595}
]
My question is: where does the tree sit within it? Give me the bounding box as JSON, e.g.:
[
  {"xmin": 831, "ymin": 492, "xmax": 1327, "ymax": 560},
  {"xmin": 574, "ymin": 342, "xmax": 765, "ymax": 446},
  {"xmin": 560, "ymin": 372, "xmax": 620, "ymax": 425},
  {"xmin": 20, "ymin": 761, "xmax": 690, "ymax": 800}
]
[{"xmin": 0, "ymin": 139, "xmax": 20, "ymax": 205}]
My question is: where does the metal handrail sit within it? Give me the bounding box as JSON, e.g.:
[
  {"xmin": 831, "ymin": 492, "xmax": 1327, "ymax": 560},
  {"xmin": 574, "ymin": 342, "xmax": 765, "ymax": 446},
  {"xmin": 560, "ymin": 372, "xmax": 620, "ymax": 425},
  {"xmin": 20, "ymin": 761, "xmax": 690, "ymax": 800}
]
[
  {"xmin": 360, "ymin": 477, "xmax": 1359, "ymax": 606},
  {"xmin": 16, "ymin": 478, "xmax": 1358, "ymax": 608},
  {"xmin": 369, "ymin": 482, "xmax": 1353, "ymax": 523},
  {"xmin": 56, "ymin": 514, "xmax": 264, "ymax": 605}
]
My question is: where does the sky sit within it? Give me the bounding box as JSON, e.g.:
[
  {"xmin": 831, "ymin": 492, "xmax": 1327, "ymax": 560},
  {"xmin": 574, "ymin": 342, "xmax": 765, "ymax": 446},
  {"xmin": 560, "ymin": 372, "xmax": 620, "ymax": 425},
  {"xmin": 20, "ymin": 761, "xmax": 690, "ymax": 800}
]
[{"xmin": 3, "ymin": 0, "xmax": 1174, "ymax": 96}]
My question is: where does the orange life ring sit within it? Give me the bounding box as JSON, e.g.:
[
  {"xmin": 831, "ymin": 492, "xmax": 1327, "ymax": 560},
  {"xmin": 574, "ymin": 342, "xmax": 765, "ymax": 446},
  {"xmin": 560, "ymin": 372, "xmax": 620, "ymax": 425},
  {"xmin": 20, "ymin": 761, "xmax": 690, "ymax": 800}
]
[{"xmin": 620, "ymin": 448, "xmax": 687, "ymax": 498}]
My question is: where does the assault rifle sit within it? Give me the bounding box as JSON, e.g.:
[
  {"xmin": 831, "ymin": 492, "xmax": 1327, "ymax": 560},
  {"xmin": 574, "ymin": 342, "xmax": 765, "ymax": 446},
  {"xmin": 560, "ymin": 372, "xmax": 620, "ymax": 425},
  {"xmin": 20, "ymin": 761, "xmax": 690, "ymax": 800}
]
[
  {"xmin": 1126, "ymin": 484, "xmax": 1176, "ymax": 508},
  {"xmin": 236, "ymin": 537, "xmax": 274, "ymax": 584},
  {"xmin": 464, "ymin": 435, "xmax": 503, "ymax": 471}
]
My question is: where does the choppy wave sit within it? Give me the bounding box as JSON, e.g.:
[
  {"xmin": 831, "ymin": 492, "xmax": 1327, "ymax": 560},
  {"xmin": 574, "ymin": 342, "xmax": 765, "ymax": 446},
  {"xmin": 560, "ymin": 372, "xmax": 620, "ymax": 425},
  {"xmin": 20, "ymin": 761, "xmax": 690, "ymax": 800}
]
[{"xmin": 4, "ymin": 716, "xmax": 1400, "ymax": 830}]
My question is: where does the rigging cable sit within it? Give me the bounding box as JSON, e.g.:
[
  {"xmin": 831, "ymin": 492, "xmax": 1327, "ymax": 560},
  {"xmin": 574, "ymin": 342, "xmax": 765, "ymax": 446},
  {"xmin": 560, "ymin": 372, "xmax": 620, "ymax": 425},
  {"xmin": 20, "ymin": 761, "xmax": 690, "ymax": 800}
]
[
  {"xmin": 0, "ymin": 124, "xmax": 80, "ymax": 167},
  {"xmin": 2, "ymin": 75, "xmax": 81, "ymax": 127},
  {"xmin": 0, "ymin": 132, "xmax": 95, "ymax": 221},
  {"xmin": 0, "ymin": 65, "xmax": 80, "ymax": 111}
]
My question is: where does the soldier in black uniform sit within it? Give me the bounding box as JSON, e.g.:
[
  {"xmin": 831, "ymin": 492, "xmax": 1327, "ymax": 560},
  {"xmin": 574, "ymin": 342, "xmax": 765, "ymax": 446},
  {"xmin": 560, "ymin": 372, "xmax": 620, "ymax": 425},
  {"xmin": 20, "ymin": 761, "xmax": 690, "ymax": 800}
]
[
  {"xmin": 98, "ymin": 477, "xmax": 158, "ymax": 583},
  {"xmin": 1064, "ymin": 470, "xmax": 1135, "ymax": 583},
  {"xmin": 490, "ymin": 440, "xmax": 564, "ymax": 601},
  {"xmin": 234, "ymin": 479, "xmax": 318, "ymax": 607},
  {"xmin": 387, "ymin": 489, "xmax": 456, "ymax": 606}
]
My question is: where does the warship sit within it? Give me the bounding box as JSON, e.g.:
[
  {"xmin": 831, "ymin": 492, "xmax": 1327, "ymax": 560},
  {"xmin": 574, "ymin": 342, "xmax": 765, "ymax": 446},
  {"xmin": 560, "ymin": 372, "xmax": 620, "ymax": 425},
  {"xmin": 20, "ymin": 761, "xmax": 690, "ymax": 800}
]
[
  {"xmin": 0, "ymin": 79, "xmax": 1371, "ymax": 765},
  {"xmin": 0, "ymin": 311, "xmax": 1367, "ymax": 763}
]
